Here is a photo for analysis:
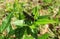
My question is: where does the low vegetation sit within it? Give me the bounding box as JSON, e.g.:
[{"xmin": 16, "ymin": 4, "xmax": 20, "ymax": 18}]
[{"xmin": 0, "ymin": 0, "xmax": 60, "ymax": 39}]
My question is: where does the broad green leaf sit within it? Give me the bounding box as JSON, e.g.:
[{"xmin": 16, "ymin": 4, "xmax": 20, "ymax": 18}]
[
  {"xmin": 38, "ymin": 33, "xmax": 49, "ymax": 39},
  {"xmin": 35, "ymin": 19, "xmax": 56, "ymax": 25}
]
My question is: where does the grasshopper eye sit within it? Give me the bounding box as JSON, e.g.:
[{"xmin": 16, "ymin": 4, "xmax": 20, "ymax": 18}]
[{"xmin": 3, "ymin": 13, "xmax": 8, "ymax": 17}]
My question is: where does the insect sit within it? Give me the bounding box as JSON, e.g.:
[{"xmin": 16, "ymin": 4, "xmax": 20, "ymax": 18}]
[{"xmin": 2, "ymin": 13, "xmax": 8, "ymax": 18}]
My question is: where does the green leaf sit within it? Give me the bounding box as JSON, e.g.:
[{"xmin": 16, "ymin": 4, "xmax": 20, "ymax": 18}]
[
  {"xmin": 0, "ymin": 13, "xmax": 13, "ymax": 33},
  {"xmin": 38, "ymin": 15, "xmax": 50, "ymax": 19},
  {"xmin": 0, "ymin": 35, "xmax": 5, "ymax": 39},
  {"xmin": 32, "ymin": 6, "xmax": 40, "ymax": 19},
  {"xmin": 26, "ymin": 26, "xmax": 32, "ymax": 35},
  {"xmin": 31, "ymin": 29, "xmax": 38, "ymax": 39},
  {"xmin": 29, "ymin": 24, "xmax": 36, "ymax": 29},
  {"xmin": 23, "ymin": 35, "xmax": 34, "ymax": 39},
  {"xmin": 13, "ymin": 0, "xmax": 25, "ymax": 19},
  {"xmin": 35, "ymin": 19, "xmax": 56, "ymax": 25},
  {"xmin": 6, "ymin": 3, "xmax": 13, "ymax": 12},
  {"xmin": 38, "ymin": 33, "xmax": 49, "ymax": 39},
  {"xmin": 43, "ymin": 0, "xmax": 52, "ymax": 3},
  {"xmin": 8, "ymin": 30, "xmax": 15, "ymax": 37},
  {"xmin": 6, "ymin": 24, "xmax": 12, "ymax": 33},
  {"xmin": 15, "ymin": 26, "xmax": 26, "ymax": 39}
]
